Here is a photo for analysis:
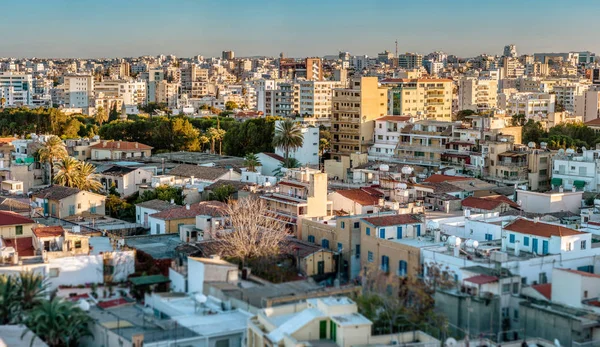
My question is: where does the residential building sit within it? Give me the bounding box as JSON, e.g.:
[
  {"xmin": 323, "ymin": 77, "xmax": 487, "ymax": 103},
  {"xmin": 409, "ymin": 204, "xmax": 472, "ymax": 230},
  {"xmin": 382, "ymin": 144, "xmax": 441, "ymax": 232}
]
[
  {"xmin": 297, "ymin": 80, "xmax": 342, "ymax": 124},
  {"xmin": 31, "ymin": 226, "xmax": 89, "ymax": 258},
  {"xmin": 247, "ymin": 296, "xmax": 440, "ymax": 347},
  {"xmin": 222, "ymin": 50, "xmax": 235, "ymax": 60},
  {"xmin": 89, "ymin": 140, "xmax": 152, "ymax": 160},
  {"xmin": 552, "ymin": 81, "xmax": 590, "ymax": 112},
  {"xmin": 458, "ymin": 76, "xmax": 498, "ymax": 112},
  {"xmin": 331, "ymin": 77, "xmax": 388, "ymax": 157},
  {"xmin": 382, "ymin": 78, "xmax": 453, "ymax": 120},
  {"xmin": 368, "ymin": 115, "xmax": 412, "ymax": 160},
  {"xmin": 327, "ymin": 188, "xmax": 383, "ymax": 215},
  {"xmin": 148, "ymin": 201, "xmax": 228, "ymax": 235},
  {"xmin": 305, "ymin": 57, "xmax": 323, "ymax": 81},
  {"xmin": 551, "ymin": 148, "xmax": 600, "ymax": 191},
  {"xmin": 394, "ymin": 120, "xmax": 459, "ymax": 166},
  {"xmin": 505, "ymin": 92, "xmax": 555, "ymax": 120},
  {"xmin": 261, "ymin": 168, "xmax": 333, "ymax": 235},
  {"xmin": 0, "ymin": 211, "xmax": 35, "ymax": 240},
  {"xmin": 62, "ymin": 75, "xmax": 93, "ymax": 109},
  {"xmin": 135, "ymin": 199, "xmax": 178, "ymax": 228},
  {"xmin": 168, "ymin": 164, "xmax": 242, "ymax": 186},
  {"xmin": 265, "ymin": 82, "xmax": 298, "ymax": 117},
  {"xmin": 274, "ymin": 121, "xmax": 320, "ymax": 166},
  {"xmin": 0, "ymin": 71, "xmax": 33, "ymax": 106},
  {"xmin": 360, "ymin": 214, "xmax": 428, "ymax": 278},
  {"xmin": 155, "ymin": 80, "xmax": 178, "ymax": 107},
  {"xmin": 575, "ymin": 86, "xmax": 600, "ymax": 122},
  {"xmin": 97, "ymin": 165, "xmax": 154, "ymax": 197},
  {"xmin": 31, "ymin": 185, "xmax": 106, "ymax": 218},
  {"xmin": 64, "ymin": 138, "xmax": 100, "ymax": 161},
  {"xmin": 398, "ymin": 52, "xmax": 423, "ymax": 69}
]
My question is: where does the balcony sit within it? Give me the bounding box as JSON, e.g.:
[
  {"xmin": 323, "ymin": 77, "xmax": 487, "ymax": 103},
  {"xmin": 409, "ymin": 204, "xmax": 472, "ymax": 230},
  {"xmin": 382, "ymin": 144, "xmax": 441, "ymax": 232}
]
[{"xmin": 497, "ymin": 161, "xmax": 527, "ymax": 168}]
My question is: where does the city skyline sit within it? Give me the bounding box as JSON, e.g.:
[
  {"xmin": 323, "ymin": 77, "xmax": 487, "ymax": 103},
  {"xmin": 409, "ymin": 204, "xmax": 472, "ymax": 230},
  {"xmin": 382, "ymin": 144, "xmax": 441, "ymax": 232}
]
[{"xmin": 3, "ymin": 0, "xmax": 600, "ymax": 59}]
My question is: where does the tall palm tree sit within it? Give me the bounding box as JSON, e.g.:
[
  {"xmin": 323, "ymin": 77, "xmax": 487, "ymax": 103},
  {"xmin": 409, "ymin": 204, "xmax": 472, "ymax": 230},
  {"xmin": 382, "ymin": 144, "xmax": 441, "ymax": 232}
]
[
  {"xmin": 77, "ymin": 162, "xmax": 102, "ymax": 193},
  {"xmin": 244, "ymin": 153, "xmax": 261, "ymax": 172},
  {"xmin": 272, "ymin": 119, "xmax": 304, "ymax": 160},
  {"xmin": 18, "ymin": 272, "xmax": 48, "ymax": 311},
  {"xmin": 207, "ymin": 127, "xmax": 226, "ymax": 154},
  {"xmin": 22, "ymin": 297, "xmax": 93, "ymax": 347},
  {"xmin": 37, "ymin": 136, "xmax": 67, "ymax": 184},
  {"xmin": 54, "ymin": 157, "xmax": 81, "ymax": 188}
]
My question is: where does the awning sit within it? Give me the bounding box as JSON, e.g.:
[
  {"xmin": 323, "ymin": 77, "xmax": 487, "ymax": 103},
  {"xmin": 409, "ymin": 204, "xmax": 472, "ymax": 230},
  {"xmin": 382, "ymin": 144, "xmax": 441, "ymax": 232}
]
[
  {"xmin": 551, "ymin": 178, "xmax": 563, "ymax": 186},
  {"xmin": 129, "ymin": 275, "xmax": 170, "ymax": 286},
  {"xmin": 574, "ymin": 180, "xmax": 586, "ymax": 189}
]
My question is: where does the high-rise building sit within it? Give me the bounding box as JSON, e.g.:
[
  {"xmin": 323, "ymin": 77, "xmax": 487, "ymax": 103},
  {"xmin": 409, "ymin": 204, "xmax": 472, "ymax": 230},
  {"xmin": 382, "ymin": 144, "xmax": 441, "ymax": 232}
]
[
  {"xmin": 181, "ymin": 65, "xmax": 210, "ymax": 98},
  {"xmin": 458, "ymin": 77, "xmax": 498, "ymax": 112},
  {"xmin": 593, "ymin": 68, "xmax": 600, "ymax": 85},
  {"xmin": 222, "ymin": 50, "xmax": 235, "ymax": 60},
  {"xmin": 382, "ymin": 78, "xmax": 453, "ymax": 120},
  {"xmin": 331, "ymin": 77, "xmax": 388, "ymax": 158},
  {"xmin": 398, "ymin": 53, "xmax": 423, "ymax": 69},
  {"xmin": 298, "ymin": 80, "xmax": 343, "ymax": 124},
  {"xmin": 503, "ymin": 44, "xmax": 518, "ymax": 58},
  {"xmin": 575, "ymin": 86, "xmax": 600, "ymax": 122},
  {"xmin": 62, "ymin": 75, "xmax": 93, "ymax": 109},
  {"xmin": 305, "ymin": 57, "xmax": 323, "ymax": 81},
  {"xmin": 377, "ymin": 50, "xmax": 394, "ymax": 64},
  {"xmin": 0, "ymin": 72, "xmax": 33, "ymax": 106}
]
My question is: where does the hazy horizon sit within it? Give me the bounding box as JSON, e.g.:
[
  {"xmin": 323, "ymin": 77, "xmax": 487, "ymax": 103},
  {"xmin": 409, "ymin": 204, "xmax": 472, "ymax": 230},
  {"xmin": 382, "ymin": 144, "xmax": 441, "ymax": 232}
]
[{"xmin": 3, "ymin": 0, "xmax": 599, "ymax": 59}]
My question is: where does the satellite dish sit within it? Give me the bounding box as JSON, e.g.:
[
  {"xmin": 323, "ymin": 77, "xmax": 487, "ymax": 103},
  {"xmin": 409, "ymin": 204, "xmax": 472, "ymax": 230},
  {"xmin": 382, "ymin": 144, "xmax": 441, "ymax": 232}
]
[
  {"xmin": 194, "ymin": 293, "xmax": 208, "ymax": 304},
  {"xmin": 78, "ymin": 300, "xmax": 90, "ymax": 311},
  {"xmin": 558, "ymin": 149, "xmax": 565, "ymax": 155},
  {"xmin": 398, "ymin": 183, "xmax": 408, "ymax": 190},
  {"xmin": 445, "ymin": 338, "xmax": 458, "ymax": 347},
  {"xmin": 401, "ymin": 166, "xmax": 414, "ymax": 175},
  {"xmin": 528, "ymin": 142, "xmax": 536, "ymax": 148},
  {"xmin": 379, "ymin": 164, "xmax": 390, "ymax": 172}
]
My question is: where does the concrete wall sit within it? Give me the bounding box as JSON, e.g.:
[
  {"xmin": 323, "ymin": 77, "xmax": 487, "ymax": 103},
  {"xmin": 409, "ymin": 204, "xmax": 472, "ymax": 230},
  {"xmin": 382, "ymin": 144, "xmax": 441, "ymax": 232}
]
[
  {"xmin": 517, "ymin": 190, "xmax": 582, "ymax": 214},
  {"xmin": 169, "ymin": 268, "xmax": 186, "ymax": 293},
  {"xmin": 0, "ymin": 222, "xmax": 34, "ymax": 239},
  {"xmin": 435, "ymin": 290, "xmax": 501, "ymax": 339},
  {"xmin": 302, "ymin": 250, "xmax": 335, "ymax": 276},
  {"xmin": 187, "ymin": 258, "xmax": 205, "ymax": 294}
]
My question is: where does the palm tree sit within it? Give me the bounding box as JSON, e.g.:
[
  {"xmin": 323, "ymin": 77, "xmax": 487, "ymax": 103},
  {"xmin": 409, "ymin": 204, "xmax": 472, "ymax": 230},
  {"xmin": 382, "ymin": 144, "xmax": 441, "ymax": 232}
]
[
  {"xmin": 37, "ymin": 136, "xmax": 67, "ymax": 184},
  {"xmin": 22, "ymin": 297, "xmax": 93, "ymax": 347},
  {"xmin": 273, "ymin": 157, "xmax": 301, "ymax": 177},
  {"xmin": 207, "ymin": 127, "xmax": 226, "ymax": 154},
  {"xmin": 18, "ymin": 272, "xmax": 48, "ymax": 311},
  {"xmin": 77, "ymin": 162, "xmax": 102, "ymax": 193},
  {"xmin": 0, "ymin": 275, "xmax": 21, "ymax": 324},
  {"xmin": 244, "ymin": 153, "xmax": 260, "ymax": 172},
  {"xmin": 272, "ymin": 119, "xmax": 304, "ymax": 160},
  {"xmin": 54, "ymin": 156, "xmax": 81, "ymax": 188}
]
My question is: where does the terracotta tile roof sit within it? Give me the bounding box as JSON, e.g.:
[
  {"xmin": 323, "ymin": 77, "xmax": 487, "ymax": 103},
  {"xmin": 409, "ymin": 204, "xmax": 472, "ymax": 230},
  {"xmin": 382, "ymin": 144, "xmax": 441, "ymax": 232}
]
[
  {"xmin": 204, "ymin": 180, "xmax": 251, "ymax": 191},
  {"xmin": 0, "ymin": 137, "xmax": 16, "ymax": 145},
  {"xmin": 135, "ymin": 199, "xmax": 179, "ymax": 211},
  {"xmin": 483, "ymin": 195, "xmax": 521, "ymax": 209},
  {"xmin": 334, "ymin": 188, "xmax": 381, "ymax": 206},
  {"xmin": 531, "ymin": 283, "xmax": 552, "ymax": 300},
  {"xmin": 362, "ymin": 214, "xmax": 420, "ymax": 227},
  {"xmin": 150, "ymin": 201, "xmax": 228, "ymax": 220},
  {"xmin": 31, "ymin": 185, "xmax": 81, "ymax": 201},
  {"xmin": 279, "ymin": 181, "xmax": 307, "ymax": 189},
  {"xmin": 3, "ymin": 237, "xmax": 35, "ymax": 256},
  {"xmin": 283, "ymin": 237, "xmax": 332, "ymax": 258},
  {"xmin": 376, "ymin": 115, "xmax": 412, "ymax": 122},
  {"xmin": 464, "ymin": 274, "xmax": 498, "ymax": 285},
  {"xmin": 32, "ymin": 226, "xmax": 64, "ymax": 238},
  {"xmin": 261, "ymin": 152, "xmax": 285, "ymax": 162},
  {"xmin": 424, "ymin": 182, "xmax": 462, "ymax": 194},
  {"xmin": 504, "ymin": 218, "xmax": 585, "ymax": 238},
  {"xmin": 585, "ymin": 118, "xmax": 600, "ymax": 127},
  {"xmin": 461, "ymin": 196, "xmax": 517, "ymax": 211},
  {"xmin": 168, "ymin": 164, "xmax": 231, "ymax": 180},
  {"xmin": 423, "ymin": 174, "xmax": 472, "ymax": 183},
  {"xmin": 361, "ymin": 187, "xmax": 384, "ymax": 197},
  {"xmin": 0, "ymin": 211, "xmax": 34, "ymax": 226},
  {"xmin": 558, "ymin": 268, "xmax": 600, "ymax": 279},
  {"xmin": 0, "ymin": 197, "xmax": 31, "ymax": 213},
  {"xmin": 89, "ymin": 140, "xmax": 152, "ymax": 151}
]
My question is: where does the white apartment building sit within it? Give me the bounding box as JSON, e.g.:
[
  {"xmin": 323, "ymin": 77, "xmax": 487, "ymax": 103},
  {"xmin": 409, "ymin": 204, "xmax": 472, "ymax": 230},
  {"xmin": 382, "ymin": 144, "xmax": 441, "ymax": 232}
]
[
  {"xmin": 368, "ymin": 115, "xmax": 412, "ymax": 160},
  {"xmin": 0, "ymin": 72, "xmax": 33, "ymax": 106},
  {"xmin": 552, "ymin": 148, "xmax": 600, "ymax": 192},
  {"xmin": 274, "ymin": 121, "xmax": 320, "ymax": 166},
  {"xmin": 458, "ymin": 77, "xmax": 498, "ymax": 112},
  {"xmin": 62, "ymin": 75, "xmax": 93, "ymax": 109},
  {"xmin": 553, "ymin": 82, "xmax": 590, "ymax": 112},
  {"xmin": 298, "ymin": 80, "xmax": 342, "ymax": 124},
  {"xmin": 504, "ymin": 92, "xmax": 555, "ymax": 120},
  {"xmin": 96, "ymin": 80, "xmax": 146, "ymax": 107},
  {"xmin": 256, "ymin": 79, "xmax": 276, "ymax": 114},
  {"xmin": 575, "ymin": 86, "xmax": 600, "ymax": 122}
]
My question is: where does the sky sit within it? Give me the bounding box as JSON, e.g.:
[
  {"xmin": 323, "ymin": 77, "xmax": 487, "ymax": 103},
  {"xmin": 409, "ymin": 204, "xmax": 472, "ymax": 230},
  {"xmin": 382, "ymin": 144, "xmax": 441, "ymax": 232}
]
[{"xmin": 2, "ymin": 0, "xmax": 600, "ymax": 59}]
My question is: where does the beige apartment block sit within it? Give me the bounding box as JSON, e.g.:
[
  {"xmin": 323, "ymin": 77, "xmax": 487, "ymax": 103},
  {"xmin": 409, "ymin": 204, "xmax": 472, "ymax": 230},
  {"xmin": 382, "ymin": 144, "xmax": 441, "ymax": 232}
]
[
  {"xmin": 458, "ymin": 77, "xmax": 498, "ymax": 112},
  {"xmin": 381, "ymin": 78, "xmax": 453, "ymax": 120}
]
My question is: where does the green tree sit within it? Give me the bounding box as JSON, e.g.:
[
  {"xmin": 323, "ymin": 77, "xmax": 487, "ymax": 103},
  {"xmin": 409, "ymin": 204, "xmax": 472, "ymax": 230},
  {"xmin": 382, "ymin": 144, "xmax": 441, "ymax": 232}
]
[
  {"xmin": 95, "ymin": 106, "xmax": 108, "ymax": 126},
  {"xmin": 0, "ymin": 97, "xmax": 5, "ymax": 108},
  {"xmin": 522, "ymin": 119, "xmax": 547, "ymax": 145},
  {"xmin": 207, "ymin": 127, "xmax": 226, "ymax": 154},
  {"xmin": 108, "ymin": 103, "xmax": 120, "ymax": 122},
  {"xmin": 77, "ymin": 162, "xmax": 103, "ymax": 193},
  {"xmin": 272, "ymin": 119, "xmax": 304, "ymax": 160},
  {"xmin": 171, "ymin": 117, "xmax": 201, "ymax": 151},
  {"xmin": 511, "ymin": 113, "xmax": 526, "ymax": 126},
  {"xmin": 225, "ymin": 101, "xmax": 238, "ymax": 110},
  {"xmin": 54, "ymin": 156, "xmax": 81, "ymax": 188},
  {"xmin": 136, "ymin": 185, "xmax": 185, "ymax": 205},
  {"xmin": 37, "ymin": 136, "xmax": 68, "ymax": 184},
  {"xmin": 61, "ymin": 118, "xmax": 83, "ymax": 139},
  {"xmin": 0, "ymin": 275, "xmax": 21, "ymax": 324},
  {"xmin": 244, "ymin": 153, "xmax": 260, "ymax": 172},
  {"xmin": 454, "ymin": 109, "xmax": 476, "ymax": 122},
  {"xmin": 22, "ymin": 297, "xmax": 93, "ymax": 347},
  {"xmin": 18, "ymin": 272, "xmax": 48, "ymax": 311},
  {"xmin": 209, "ymin": 184, "xmax": 236, "ymax": 202}
]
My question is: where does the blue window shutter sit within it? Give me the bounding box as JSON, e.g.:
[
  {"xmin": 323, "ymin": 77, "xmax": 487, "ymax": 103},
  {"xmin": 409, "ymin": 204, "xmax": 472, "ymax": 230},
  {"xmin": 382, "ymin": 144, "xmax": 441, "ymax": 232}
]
[
  {"xmin": 523, "ymin": 237, "xmax": 529, "ymax": 246},
  {"xmin": 379, "ymin": 228, "xmax": 385, "ymax": 239},
  {"xmin": 399, "ymin": 260, "xmax": 407, "ymax": 276},
  {"xmin": 341, "ymin": 222, "xmax": 345, "ymax": 229},
  {"xmin": 416, "ymin": 224, "xmax": 421, "ymax": 236},
  {"xmin": 397, "ymin": 226, "xmax": 403, "ymax": 239},
  {"xmin": 337, "ymin": 242, "xmax": 343, "ymax": 252},
  {"xmin": 366, "ymin": 227, "xmax": 371, "ymax": 236},
  {"xmin": 509, "ymin": 234, "xmax": 515, "ymax": 243}
]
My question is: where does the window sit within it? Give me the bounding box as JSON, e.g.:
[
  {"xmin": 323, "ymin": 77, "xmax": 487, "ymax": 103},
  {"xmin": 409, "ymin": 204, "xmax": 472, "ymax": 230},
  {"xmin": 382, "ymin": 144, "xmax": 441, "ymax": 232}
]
[
  {"xmin": 308, "ymin": 235, "xmax": 315, "ymax": 243},
  {"xmin": 485, "ymin": 233, "xmax": 493, "ymax": 241},
  {"xmin": 509, "ymin": 234, "xmax": 515, "ymax": 243},
  {"xmin": 215, "ymin": 339, "xmax": 230, "ymax": 347},
  {"xmin": 321, "ymin": 239, "xmax": 330, "ymax": 249},
  {"xmin": 366, "ymin": 227, "xmax": 371, "ymax": 236},
  {"xmin": 367, "ymin": 251, "xmax": 373, "ymax": 262},
  {"xmin": 584, "ymin": 290, "xmax": 589, "ymax": 298},
  {"xmin": 581, "ymin": 240, "xmax": 587, "ymax": 250},
  {"xmin": 74, "ymin": 240, "xmax": 82, "ymax": 249},
  {"xmin": 502, "ymin": 308, "xmax": 509, "ymax": 317},
  {"xmin": 523, "ymin": 237, "xmax": 529, "ymax": 246},
  {"xmin": 514, "ymin": 309, "xmax": 519, "ymax": 321},
  {"xmin": 513, "ymin": 282, "xmax": 519, "ymax": 294},
  {"xmin": 381, "ymin": 255, "xmax": 389, "ymax": 272},
  {"xmin": 379, "ymin": 228, "xmax": 385, "ymax": 239},
  {"xmin": 337, "ymin": 242, "xmax": 343, "ymax": 252},
  {"xmin": 567, "ymin": 242, "xmax": 572, "ymax": 251},
  {"xmin": 539, "ymin": 272, "xmax": 547, "ymax": 284},
  {"xmin": 15, "ymin": 225, "xmax": 23, "ymax": 236},
  {"xmin": 353, "ymin": 222, "xmax": 360, "ymax": 228},
  {"xmin": 398, "ymin": 260, "xmax": 408, "ymax": 276},
  {"xmin": 49, "ymin": 268, "xmax": 60, "ymax": 278},
  {"xmin": 502, "ymin": 283, "xmax": 510, "ymax": 293},
  {"xmin": 355, "ymin": 244, "xmax": 360, "ymax": 258},
  {"xmin": 341, "ymin": 222, "xmax": 345, "ymax": 229}
]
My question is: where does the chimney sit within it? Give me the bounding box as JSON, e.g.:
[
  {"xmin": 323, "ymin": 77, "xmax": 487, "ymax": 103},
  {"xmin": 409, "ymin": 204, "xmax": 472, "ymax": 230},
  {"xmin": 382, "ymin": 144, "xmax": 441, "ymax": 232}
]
[
  {"xmin": 117, "ymin": 141, "xmax": 121, "ymax": 149},
  {"xmin": 501, "ymin": 236, "xmax": 507, "ymax": 252},
  {"xmin": 533, "ymin": 217, "xmax": 539, "ymax": 223},
  {"xmin": 135, "ymin": 142, "xmax": 139, "ymax": 148},
  {"xmin": 186, "ymin": 204, "xmax": 190, "ymax": 210},
  {"xmin": 190, "ymin": 176, "xmax": 195, "ymax": 185},
  {"xmin": 514, "ymin": 240, "xmax": 520, "ymax": 257}
]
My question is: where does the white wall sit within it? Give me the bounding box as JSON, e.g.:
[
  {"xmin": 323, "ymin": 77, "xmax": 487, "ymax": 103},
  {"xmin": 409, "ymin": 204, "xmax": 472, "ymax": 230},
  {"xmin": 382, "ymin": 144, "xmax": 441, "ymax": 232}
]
[
  {"xmin": 275, "ymin": 125, "xmax": 320, "ymax": 166},
  {"xmin": 328, "ymin": 193, "xmax": 378, "ymax": 215},
  {"xmin": 256, "ymin": 153, "xmax": 283, "ymax": 177},
  {"xmin": 169, "ymin": 268, "xmax": 187, "ymax": 293},
  {"xmin": 517, "ymin": 190, "xmax": 583, "ymax": 214},
  {"xmin": 149, "ymin": 217, "xmax": 166, "ymax": 235},
  {"xmin": 188, "ymin": 258, "xmax": 206, "ymax": 294},
  {"xmin": 136, "ymin": 206, "xmax": 162, "ymax": 228}
]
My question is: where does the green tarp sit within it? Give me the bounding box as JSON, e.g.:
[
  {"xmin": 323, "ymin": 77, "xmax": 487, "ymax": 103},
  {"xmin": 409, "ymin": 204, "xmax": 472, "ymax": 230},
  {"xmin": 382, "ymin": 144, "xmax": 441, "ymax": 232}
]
[
  {"xmin": 574, "ymin": 180, "xmax": 586, "ymax": 188},
  {"xmin": 551, "ymin": 178, "xmax": 563, "ymax": 186},
  {"xmin": 129, "ymin": 275, "xmax": 170, "ymax": 286}
]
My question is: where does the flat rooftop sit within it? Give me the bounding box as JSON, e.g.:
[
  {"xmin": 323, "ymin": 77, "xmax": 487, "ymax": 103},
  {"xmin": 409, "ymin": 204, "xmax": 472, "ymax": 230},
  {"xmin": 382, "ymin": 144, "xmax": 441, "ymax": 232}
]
[{"xmin": 123, "ymin": 234, "xmax": 182, "ymax": 259}]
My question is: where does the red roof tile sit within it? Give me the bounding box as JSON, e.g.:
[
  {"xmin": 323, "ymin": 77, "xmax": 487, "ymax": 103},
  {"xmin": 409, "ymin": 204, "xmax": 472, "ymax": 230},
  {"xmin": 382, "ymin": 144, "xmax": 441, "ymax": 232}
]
[
  {"xmin": 461, "ymin": 196, "xmax": 519, "ymax": 211},
  {"xmin": 3, "ymin": 237, "xmax": 35, "ymax": 257},
  {"xmin": 32, "ymin": 226, "xmax": 65, "ymax": 238},
  {"xmin": 0, "ymin": 211, "xmax": 35, "ymax": 226},
  {"xmin": 362, "ymin": 214, "xmax": 420, "ymax": 227},
  {"xmin": 335, "ymin": 189, "xmax": 381, "ymax": 206},
  {"xmin": 504, "ymin": 218, "xmax": 584, "ymax": 238},
  {"xmin": 89, "ymin": 140, "xmax": 152, "ymax": 151},
  {"xmin": 531, "ymin": 283, "xmax": 552, "ymax": 300},
  {"xmin": 262, "ymin": 152, "xmax": 285, "ymax": 162},
  {"xmin": 585, "ymin": 118, "xmax": 600, "ymax": 127},
  {"xmin": 376, "ymin": 115, "xmax": 412, "ymax": 122},
  {"xmin": 279, "ymin": 181, "xmax": 306, "ymax": 189},
  {"xmin": 96, "ymin": 298, "xmax": 131, "ymax": 309},
  {"xmin": 423, "ymin": 174, "xmax": 472, "ymax": 183},
  {"xmin": 558, "ymin": 268, "xmax": 600, "ymax": 278},
  {"xmin": 464, "ymin": 274, "xmax": 498, "ymax": 285}
]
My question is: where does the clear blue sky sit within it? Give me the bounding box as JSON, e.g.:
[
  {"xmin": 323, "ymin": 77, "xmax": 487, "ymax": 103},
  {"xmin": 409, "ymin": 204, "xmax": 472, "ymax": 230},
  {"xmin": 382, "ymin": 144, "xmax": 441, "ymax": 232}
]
[{"xmin": 3, "ymin": 0, "xmax": 599, "ymax": 58}]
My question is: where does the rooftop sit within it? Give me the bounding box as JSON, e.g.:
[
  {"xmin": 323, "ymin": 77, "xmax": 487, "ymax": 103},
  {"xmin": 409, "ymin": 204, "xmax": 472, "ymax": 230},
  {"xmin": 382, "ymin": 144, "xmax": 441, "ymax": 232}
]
[
  {"xmin": 504, "ymin": 218, "xmax": 585, "ymax": 238},
  {"xmin": 32, "ymin": 226, "xmax": 64, "ymax": 238},
  {"xmin": 0, "ymin": 211, "xmax": 34, "ymax": 226},
  {"xmin": 333, "ymin": 188, "xmax": 382, "ymax": 206},
  {"xmin": 422, "ymin": 174, "xmax": 472, "ymax": 184},
  {"xmin": 98, "ymin": 165, "xmax": 137, "ymax": 176},
  {"xmin": 123, "ymin": 234, "xmax": 182, "ymax": 259},
  {"xmin": 362, "ymin": 214, "xmax": 421, "ymax": 227},
  {"xmin": 168, "ymin": 164, "xmax": 233, "ymax": 180},
  {"xmin": 134, "ymin": 199, "xmax": 179, "ymax": 211},
  {"xmin": 150, "ymin": 201, "xmax": 228, "ymax": 220},
  {"xmin": 464, "ymin": 274, "xmax": 498, "ymax": 285},
  {"xmin": 32, "ymin": 185, "xmax": 86, "ymax": 201},
  {"xmin": 89, "ymin": 140, "xmax": 152, "ymax": 151}
]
